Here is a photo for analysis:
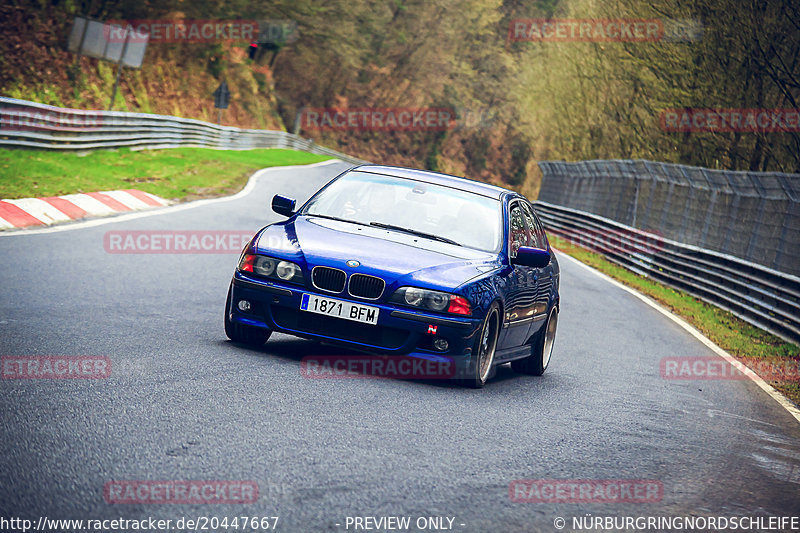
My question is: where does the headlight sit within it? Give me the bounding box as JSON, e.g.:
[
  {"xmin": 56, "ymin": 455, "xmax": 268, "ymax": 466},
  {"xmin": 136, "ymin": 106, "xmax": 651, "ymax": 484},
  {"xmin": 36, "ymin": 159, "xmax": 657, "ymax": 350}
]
[
  {"xmin": 254, "ymin": 257, "xmax": 276, "ymax": 277},
  {"xmin": 404, "ymin": 287, "xmax": 426, "ymax": 306},
  {"xmin": 239, "ymin": 254, "xmax": 304, "ymax": 285},
  {"xmin": 426, "ymin": 291, "xmax": 449, "ymax": 311},
  {"xmin": 277, "ymin": 261, "xmax": 301, "ymax": 280},
  {"xmin": 391, "ymin": 287, "xmax": 472, "ymax": 316}
]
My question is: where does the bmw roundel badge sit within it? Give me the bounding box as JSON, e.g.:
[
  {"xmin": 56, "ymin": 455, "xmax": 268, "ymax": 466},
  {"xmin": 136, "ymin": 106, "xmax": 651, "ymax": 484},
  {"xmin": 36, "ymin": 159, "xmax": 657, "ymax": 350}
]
[{"xmin": 346, "ymin": 260, "xmax": 361, "ymax": 268}]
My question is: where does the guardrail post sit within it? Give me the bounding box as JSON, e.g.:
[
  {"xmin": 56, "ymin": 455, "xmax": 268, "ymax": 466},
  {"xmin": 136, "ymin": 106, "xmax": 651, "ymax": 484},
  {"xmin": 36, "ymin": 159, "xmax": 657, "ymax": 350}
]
[{"xmin": 108, "ymin": 27, "xmax": 131, "ymax": 111}]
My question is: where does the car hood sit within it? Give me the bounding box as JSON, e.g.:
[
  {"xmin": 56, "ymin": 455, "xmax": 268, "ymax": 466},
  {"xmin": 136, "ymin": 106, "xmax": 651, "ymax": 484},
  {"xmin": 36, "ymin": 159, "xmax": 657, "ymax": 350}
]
[{"xmin": 254, "ymin": 216, "xmax": 502, "ymax": 290}]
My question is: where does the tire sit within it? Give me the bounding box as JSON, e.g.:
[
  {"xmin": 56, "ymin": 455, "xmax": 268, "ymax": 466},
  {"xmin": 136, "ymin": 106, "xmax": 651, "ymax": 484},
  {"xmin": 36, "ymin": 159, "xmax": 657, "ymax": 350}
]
[
  {"xmin": 512, "ymin": 305, "xmax": 558, "ymax": 376},
  {"xmin": 224, "ymin": 284, "xmax": 272, "ymax": 346},
  {"xmin": 461, "ymin": 302, "xmax": 501, "ymax": 388}
]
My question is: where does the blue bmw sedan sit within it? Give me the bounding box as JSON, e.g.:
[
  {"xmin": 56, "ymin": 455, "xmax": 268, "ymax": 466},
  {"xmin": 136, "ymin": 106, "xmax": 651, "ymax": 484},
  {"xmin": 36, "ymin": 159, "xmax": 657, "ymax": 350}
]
[{"xmin": 225, "ymin": 165, "xmax": 560, "ymax": 387}]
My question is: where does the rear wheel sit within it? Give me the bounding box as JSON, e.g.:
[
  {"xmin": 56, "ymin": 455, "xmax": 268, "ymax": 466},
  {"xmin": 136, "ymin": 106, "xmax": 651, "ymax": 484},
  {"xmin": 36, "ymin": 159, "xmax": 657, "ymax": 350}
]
[
  {"xmin": 461, "ymin": 302, "xmax": 500, "ymax": 388},
  {"xmin": 511, "ymin": 305, "xmax": 558, "ymax": 376},
  {"xmin": 224, "ymin": 284, "xmax": 271, "ymax": 346}
]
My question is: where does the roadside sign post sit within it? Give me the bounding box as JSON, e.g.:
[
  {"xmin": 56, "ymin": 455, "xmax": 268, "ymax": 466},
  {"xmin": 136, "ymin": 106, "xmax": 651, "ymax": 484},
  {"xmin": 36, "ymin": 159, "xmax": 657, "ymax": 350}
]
[
  {"xmin": 108, "ymin": 26, "xmax": 130, "ymax": 111},
  {"xmin": 293, "ymin": 106, "xmax": 307, "ymax": 135}
]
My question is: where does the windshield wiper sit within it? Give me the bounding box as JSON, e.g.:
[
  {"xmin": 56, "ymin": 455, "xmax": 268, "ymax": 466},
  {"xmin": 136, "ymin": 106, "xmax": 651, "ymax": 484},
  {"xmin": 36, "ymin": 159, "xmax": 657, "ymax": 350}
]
[
  {"xmin": 369, "ymin": 222, "xmax": 461, "ymax": 246},
  {"xmin": 306, "ymin": 213, "xmax": 370, "ymax": 227}
]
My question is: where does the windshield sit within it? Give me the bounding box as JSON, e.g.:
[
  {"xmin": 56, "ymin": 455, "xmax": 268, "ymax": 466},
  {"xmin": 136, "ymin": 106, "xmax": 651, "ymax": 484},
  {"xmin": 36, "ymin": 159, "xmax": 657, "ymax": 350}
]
[{"xmin": 303, "ymin": 171, "xmax": 502, "ymax": 253}]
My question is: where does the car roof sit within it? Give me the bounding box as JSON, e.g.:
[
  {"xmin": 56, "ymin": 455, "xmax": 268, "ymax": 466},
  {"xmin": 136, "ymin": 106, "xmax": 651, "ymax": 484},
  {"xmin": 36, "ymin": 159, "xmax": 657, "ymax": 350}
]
[{"xmin": 351, "ymin": 165, "xmax": 511, "ymax": 200}]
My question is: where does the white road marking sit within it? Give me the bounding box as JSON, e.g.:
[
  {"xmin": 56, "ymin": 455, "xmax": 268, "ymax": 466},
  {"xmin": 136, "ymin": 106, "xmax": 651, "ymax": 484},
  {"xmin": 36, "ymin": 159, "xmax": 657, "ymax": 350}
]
[{"xmin": 557, "ymin": 250, "xmax": 800, "ymax": 425}]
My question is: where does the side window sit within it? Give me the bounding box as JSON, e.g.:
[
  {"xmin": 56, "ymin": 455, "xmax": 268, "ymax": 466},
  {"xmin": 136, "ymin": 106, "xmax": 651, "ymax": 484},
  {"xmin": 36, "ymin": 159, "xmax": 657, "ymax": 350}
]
[
  {"xmin": 533, "ymin": 213, "xmax": 549, "ymax": 249},
  {"xmin": 509, "ymin": 203, "xmax": 533, "ymax": 257},
  {"xmin": 521, "ymin": 202, "xmax": 547, "ymax": 249}
]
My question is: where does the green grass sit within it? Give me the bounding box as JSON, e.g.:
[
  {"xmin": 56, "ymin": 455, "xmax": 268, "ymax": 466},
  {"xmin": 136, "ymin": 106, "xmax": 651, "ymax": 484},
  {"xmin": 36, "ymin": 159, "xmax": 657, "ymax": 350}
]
[
  {"xmin": 0, "ymin": 148, "xmax": 333, "ymax": 201},
  {"xmin": 549, "ymin": 234, "xmax": 800, "ymax": 405}
]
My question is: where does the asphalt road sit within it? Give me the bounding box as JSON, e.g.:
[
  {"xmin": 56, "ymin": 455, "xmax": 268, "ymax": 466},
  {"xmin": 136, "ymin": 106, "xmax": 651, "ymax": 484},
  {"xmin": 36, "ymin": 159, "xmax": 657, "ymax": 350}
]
[{"xmin": 1, "ymin": 160, "xmax": 799, "ymax": 533}]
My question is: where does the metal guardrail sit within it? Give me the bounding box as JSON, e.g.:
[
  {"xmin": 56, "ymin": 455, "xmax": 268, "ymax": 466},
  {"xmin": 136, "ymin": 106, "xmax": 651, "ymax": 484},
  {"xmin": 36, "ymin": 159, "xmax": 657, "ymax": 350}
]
[
  {"xmin": 534, "ymin": 200, "xmax": 800, "ymax": 345},
  {"xmin": 538, "ymin": 160, "xmax": 800, "ymax": 278},
  {"xmin": 0, "ymin": 96, "xmax": 368, "ymax": 164}
]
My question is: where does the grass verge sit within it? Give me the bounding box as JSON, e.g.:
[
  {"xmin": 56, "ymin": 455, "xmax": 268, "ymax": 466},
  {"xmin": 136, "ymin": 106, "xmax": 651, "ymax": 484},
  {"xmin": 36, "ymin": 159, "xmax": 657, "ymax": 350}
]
[
  {"xmin": 0, "ymin": 148, "xmax": 333, "ymax": 201},
  {"xmin": 549, "ymin": 234, "xmax": 800, "ymax": 406}
]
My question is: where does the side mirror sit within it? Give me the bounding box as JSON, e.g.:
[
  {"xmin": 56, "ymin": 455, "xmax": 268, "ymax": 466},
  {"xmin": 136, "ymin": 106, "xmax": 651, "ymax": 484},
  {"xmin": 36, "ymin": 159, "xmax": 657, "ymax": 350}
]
[
  {"xmin": 272, "ymin": 194, "xmax": 296, "ymax": 217},
  {"xmin": 512, "ymin": 246, "xmax": 551, "ymax": 268}
]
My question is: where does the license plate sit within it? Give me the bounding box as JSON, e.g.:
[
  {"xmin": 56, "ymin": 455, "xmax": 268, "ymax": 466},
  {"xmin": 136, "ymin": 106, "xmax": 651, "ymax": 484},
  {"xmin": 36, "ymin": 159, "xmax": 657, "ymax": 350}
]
[{"xmin": 300, "ymin": 294, "xmax": 379, "ymax": 325}]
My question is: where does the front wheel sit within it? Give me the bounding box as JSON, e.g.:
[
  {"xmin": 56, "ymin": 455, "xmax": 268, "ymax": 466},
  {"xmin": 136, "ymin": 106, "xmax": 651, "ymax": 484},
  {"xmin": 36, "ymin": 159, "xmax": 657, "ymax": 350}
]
[
  {"xmin": 461, "ymin": 302, "xmax": 501, "ymax": 388},
  {"xmin": 224, "ymin": 284, "xmax": 272, "ymax": 346},
  {"xmin": 511, "ymin": 305, "xmax": 558, "ymax": 376}
]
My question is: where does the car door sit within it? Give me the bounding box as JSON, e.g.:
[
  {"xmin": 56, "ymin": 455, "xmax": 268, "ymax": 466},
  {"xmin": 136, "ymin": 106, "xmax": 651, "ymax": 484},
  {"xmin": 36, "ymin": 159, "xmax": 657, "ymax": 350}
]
[
  {"xmin": 521, "ymin": 201, "xmax": 554, "ymax": 340},
  {"xmin": 497, "ymin": 200, "xmax": 540, "ymax": 350}
]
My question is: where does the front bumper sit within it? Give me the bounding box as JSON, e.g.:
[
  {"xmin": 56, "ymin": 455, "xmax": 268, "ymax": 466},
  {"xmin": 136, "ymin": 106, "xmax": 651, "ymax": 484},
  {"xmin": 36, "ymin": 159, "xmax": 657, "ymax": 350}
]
[{"xmin": 229, "ymin": 272, "xmax": 483, "ymax": 377}]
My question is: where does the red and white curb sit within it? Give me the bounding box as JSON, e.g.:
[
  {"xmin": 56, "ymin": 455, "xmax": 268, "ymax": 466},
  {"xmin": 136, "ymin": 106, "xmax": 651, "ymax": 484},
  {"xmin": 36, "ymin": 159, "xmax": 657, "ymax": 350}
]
[{"xmin": 0, "ymin": 190, "xmax": 171, "ymax": 230}]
